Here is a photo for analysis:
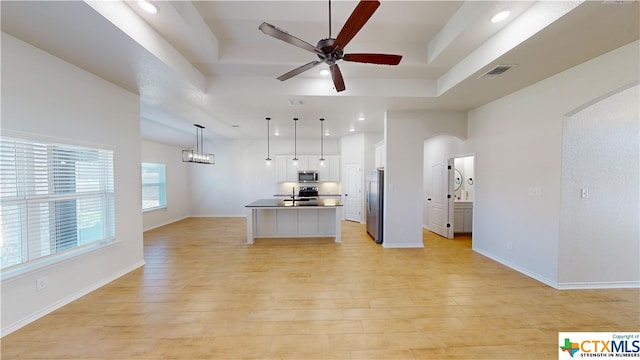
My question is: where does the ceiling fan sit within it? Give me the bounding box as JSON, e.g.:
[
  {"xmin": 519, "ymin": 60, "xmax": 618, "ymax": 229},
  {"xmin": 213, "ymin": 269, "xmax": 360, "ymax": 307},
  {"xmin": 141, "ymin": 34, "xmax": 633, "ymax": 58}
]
[{"xmin": 259, "ymin": 0, "xmax": 402, "ymax": 92}]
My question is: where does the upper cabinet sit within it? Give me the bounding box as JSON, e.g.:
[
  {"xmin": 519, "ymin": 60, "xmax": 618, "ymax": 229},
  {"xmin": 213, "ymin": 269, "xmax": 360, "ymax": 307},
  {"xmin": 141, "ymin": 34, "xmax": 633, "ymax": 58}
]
[
  {"xmin": 317, "ymin": 155, "xmax": 340, "ymax": 182},
  {"xmin": 276, "ymin": 155, "xmax": 340, "ymax": 182}
]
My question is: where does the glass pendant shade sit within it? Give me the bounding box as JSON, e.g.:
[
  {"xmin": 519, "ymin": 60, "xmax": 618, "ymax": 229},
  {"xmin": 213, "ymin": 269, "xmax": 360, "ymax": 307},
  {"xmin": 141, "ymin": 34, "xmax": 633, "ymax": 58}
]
[{"xmin": 182, "ymin": 124, "xmax": 214, "ymax": 164}]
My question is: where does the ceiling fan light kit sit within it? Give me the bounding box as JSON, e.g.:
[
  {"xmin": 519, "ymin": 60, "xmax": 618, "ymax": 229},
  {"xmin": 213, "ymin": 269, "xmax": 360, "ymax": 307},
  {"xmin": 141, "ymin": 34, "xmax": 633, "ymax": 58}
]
[{"xmin": 259, "ymin": 0, "xmax": 402, "ymax": 93}]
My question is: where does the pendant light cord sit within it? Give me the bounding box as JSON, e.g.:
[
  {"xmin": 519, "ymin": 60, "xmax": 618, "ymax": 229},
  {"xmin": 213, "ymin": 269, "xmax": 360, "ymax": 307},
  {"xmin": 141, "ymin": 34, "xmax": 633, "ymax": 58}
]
[
  {"xmin": 266, "ymin": 117, "xmax": 271, "ymax": 160},
  {"xmin": 320, "ymin": 118, "xmax": 325, "ymax": 160},
  {"xmin": 293, "ymin": 118, "xmax": 298, "ymax": 160}
]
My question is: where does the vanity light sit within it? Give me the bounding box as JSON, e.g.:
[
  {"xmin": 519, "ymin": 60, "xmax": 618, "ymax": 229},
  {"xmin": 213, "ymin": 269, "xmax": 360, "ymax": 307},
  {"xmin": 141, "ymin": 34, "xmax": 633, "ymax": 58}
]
[
  {"xmin": 137, "ymin": 0, "xmax": 158, "ymax": 14},
  {"xmin": 292, "ymin": 118, "xmax": 299, "ymax": 168},
  {"xmin": 491, "ymin": 9, "xmax": 510, "ymax": 23},
  {"xmin": 319, "ymin": 118, "xmax": 326, "ymax": 168},
  {"xmin": 265, "ymin": 117, "xmax": 272, "ymax": 169},
  {"xmin": 182, "ymin": 124, "xmax": 214, "ymax": 164}
]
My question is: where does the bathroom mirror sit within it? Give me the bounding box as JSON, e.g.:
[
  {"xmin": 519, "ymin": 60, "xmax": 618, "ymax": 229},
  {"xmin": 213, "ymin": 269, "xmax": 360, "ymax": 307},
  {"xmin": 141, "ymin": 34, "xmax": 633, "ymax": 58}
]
[{"xmin": 453, "ymin": 169, "xmax": 462, "ymax": 191}]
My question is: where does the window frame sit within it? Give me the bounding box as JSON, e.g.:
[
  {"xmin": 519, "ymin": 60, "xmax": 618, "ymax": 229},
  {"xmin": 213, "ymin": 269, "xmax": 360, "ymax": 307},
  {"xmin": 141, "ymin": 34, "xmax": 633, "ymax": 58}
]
[{"xmin": 0, "ymin": 131, "xmax": 117, "ymax": 280}]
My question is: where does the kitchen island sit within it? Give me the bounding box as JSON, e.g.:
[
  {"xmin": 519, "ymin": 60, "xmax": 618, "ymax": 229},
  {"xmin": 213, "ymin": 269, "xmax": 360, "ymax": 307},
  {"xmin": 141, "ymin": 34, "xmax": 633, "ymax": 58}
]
[{"xmin": 245, "ymin": 198, "xmax": 343, "ymax": 244}]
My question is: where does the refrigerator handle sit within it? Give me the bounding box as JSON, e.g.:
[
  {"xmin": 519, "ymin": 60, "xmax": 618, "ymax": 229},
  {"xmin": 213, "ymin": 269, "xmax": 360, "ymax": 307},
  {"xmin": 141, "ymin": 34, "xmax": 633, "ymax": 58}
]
[{"xmin": 367, "ymin": 183, "xmax": 372, "ymax": 213}]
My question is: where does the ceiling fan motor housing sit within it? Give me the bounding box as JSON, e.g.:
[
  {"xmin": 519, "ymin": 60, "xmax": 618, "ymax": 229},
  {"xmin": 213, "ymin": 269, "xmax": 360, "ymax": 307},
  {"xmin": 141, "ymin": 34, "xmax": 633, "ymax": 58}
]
[{"xmin": 317, "ymin": 38, "xmax": 343, "ymax": 63}]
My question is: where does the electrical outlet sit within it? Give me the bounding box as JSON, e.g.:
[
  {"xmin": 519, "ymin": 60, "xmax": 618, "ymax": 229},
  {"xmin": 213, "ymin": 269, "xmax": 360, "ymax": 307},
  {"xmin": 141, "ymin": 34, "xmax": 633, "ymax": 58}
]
[
  {"xmin": 36, "ymin": 277, "xmax": 48, "ymax": 291},
  {"xmin": 527, "ymin": 187, "xmax": 542, "ymax": 197},
  {"xmin": 581, "ymin": 188, "xmax": 589, "ymax": 199}
]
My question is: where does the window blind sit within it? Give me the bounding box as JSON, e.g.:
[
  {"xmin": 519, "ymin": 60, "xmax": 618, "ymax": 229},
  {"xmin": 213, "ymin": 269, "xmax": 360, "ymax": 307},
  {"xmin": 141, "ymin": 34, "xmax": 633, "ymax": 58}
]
[{"xmin": 0, "ymin": 135, "xmax": 115, "ymax": 271}]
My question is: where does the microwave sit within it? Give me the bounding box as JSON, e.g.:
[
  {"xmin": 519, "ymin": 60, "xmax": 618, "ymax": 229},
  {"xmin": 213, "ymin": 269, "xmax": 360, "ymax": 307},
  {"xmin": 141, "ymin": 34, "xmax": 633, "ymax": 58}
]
[{"xmin": 298, "ymin": 171, "xmax": 318, "ymax": 183}]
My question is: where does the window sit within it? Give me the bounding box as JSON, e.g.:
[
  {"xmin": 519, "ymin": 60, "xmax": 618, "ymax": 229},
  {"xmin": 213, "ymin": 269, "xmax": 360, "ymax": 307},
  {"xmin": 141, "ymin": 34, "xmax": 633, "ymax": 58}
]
[
  {"xmin": 0, "ymin": 134, "xmax": 115, "ymax": 272},
  {"xmin": 141, "ymin": 163, "xmax": 166, "ymax": 211}
]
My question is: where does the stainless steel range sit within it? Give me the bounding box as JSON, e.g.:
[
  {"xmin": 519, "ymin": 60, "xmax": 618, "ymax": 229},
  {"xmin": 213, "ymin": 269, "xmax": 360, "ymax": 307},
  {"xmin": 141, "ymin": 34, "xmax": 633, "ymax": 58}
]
[{"xmin": 298, "ymin": 186, "xmax": 318, "ymax": 198}]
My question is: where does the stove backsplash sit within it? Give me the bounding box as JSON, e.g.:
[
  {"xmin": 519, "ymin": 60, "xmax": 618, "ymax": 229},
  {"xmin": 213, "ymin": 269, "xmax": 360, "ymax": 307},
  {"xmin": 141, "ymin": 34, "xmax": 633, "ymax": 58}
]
[{"xmin": 276, "ymin": 181, "xmax": 341, "ymax": 196}]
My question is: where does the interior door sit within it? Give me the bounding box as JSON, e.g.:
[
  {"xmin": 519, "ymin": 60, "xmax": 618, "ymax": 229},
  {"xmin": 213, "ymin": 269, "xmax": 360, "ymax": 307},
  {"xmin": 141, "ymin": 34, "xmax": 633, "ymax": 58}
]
[
  {"xmin": 344, "ymin": 163, "xmax": 362, "ymax": 222},
  {"xmin": 427, "ymin": 162, "xmax": 451, "ymax": 238}
]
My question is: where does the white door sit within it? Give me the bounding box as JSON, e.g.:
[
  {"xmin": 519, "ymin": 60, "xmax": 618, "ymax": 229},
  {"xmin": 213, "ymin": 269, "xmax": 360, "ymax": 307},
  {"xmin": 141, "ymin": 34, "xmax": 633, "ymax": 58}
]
[
  {"xmin": 427, "ymin": 162, "xmax": 452, "ymax": 238},
  {"xmin": 344, "ymin": 163, "xmax": 362, "ymax": 222}
]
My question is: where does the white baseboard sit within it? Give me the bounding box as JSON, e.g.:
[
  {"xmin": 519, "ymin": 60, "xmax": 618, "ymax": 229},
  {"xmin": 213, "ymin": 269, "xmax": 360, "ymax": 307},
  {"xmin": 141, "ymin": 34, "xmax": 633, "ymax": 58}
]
[
  {"xmin": 472, "ymin": 246, "xmax": 560, "ymax": 289},
  {"xmin": 557, "ymin": 281, "xmax": 640, "ymax": 290},
  {"xmin": 1, "ymin": 260, "xmax": 145, "ymax": 337},
  {"xmin": 473, "ymin": 246, "xmax": 640, "ymax": 290},
  {"xmin": 143, "ymin": 216, "xmax": 189, "ymax": 231}
]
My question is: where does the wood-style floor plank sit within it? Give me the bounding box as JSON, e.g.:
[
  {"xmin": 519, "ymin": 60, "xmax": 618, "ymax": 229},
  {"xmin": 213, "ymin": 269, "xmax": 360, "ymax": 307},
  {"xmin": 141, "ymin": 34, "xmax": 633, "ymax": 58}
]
[{"xmin": 2, "ymin": 217, "xmax": 638, "ymax": 359}]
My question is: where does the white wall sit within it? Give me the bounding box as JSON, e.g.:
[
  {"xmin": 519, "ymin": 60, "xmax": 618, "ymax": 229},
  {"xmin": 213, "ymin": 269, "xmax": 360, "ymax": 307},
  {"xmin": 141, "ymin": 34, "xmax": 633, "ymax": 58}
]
[
  {"xmin": 189, "ymin": 138, "xmax": 339, "ymax": 216},
  {"xmin": 141, "ymin": 140, "xmax": 191, "ymax": 231},
  {"xmin": 1, "ymin": 33, "xmax": 144, "ymax": 334},
  {"xmin": 559, "ymin": 83, "xmax": 639, "ymax": 287},
  {"xmin": 385, "ymin": 111, "xmax": 467, "ymax": 248},
  {"xmin": 466, "ymin": 40, "xmax": 639, "ymax": 288}
]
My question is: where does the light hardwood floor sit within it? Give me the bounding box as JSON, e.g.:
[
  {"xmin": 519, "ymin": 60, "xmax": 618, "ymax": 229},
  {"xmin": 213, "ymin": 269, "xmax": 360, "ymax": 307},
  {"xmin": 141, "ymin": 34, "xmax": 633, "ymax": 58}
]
[{"xmin": 2, "ymin": 217, "xmax": 638, "ymax": 359}]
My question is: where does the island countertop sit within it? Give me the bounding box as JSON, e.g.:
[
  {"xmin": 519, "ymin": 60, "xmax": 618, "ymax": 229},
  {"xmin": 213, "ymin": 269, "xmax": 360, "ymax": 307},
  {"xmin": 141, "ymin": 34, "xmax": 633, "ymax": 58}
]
[{"xmin": 245, "ymin": 198, "xmax": 343, "ymax": 207}]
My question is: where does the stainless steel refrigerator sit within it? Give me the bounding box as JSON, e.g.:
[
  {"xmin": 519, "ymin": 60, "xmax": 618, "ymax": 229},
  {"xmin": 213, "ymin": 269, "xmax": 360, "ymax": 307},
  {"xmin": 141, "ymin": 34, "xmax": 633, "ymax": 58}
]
[{"xmin": 366, "ymin": 168, "xmax": 384, "ymax": 244}]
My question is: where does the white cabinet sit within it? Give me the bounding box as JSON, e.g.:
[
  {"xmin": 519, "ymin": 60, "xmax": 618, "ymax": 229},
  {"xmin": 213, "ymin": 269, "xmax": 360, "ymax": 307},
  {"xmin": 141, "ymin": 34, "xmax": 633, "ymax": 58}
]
[
  {"xmin": 276, "ymin": 155, "xmax": 340, "ymax": 182},
  {"xmin": 276, "ymin": 155, "xmax": 290, "ymax": 182},
  {"xmin": 453, "ymin": 202, "xmax": 473, "ymax": 233},
  {"xmin": 317, "ymin": 155, "xmax": 340, "ymax": 182}
]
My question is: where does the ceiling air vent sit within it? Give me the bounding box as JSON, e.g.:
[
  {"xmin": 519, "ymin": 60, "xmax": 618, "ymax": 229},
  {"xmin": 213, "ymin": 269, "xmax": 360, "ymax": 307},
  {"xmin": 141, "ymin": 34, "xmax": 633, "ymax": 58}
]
[{"xmin": 479, "ymin": 64, "xmax": 517, "ymax": 79}]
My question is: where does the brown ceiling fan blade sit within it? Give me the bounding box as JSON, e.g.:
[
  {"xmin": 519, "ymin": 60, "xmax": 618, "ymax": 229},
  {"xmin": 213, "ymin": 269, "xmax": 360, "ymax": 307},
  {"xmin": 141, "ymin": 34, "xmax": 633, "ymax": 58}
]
[
  {"xmin": 343, "ymin": 53, "xmax": 402, "ymax": 65},
  {"xmin": 277, "ymin": 61, "xmax": 322, "ymax": 81},
  {"xmin": 329, "ymin": 64, "xmax": 346, "ymax": 92},
  {"xmin": 333, "ymin": 0, "xmax": 380, "ymax": 51},
  {"xmin": 259, "ymin": 22, "xmax": 323, "ymax": 56}
]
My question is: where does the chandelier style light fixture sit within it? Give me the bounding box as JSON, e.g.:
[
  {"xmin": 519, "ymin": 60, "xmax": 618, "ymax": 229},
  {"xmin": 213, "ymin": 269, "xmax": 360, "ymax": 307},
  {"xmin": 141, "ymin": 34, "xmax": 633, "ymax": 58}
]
[
  {"xmin": 319, "ymin": 118, "xmax": 326, "ymax": 168},
  {"xmin": 182, "ymin": 124, "xmax": 214, "ymax": 164},
  {"xmin": 292, "ymin": 117, "xmax": 299, "ymax": 168},
  {"xmin": 265, "ymin": 117, "xmax": 272, "ymax": 169}
]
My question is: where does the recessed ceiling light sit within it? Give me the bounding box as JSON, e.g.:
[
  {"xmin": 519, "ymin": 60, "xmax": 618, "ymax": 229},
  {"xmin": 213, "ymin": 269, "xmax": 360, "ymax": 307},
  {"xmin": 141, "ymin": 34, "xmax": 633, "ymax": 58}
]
[
  {"xmin": 319, "ymin": 69, "xmax": 330, "ymax": 76},
  {"xmin": 349, "ymin": 127, "xmax": 355, "ymax": 132},
  {"xmin": 288, "ymin": 99, "xmax": 304, "ymax": 106},
  {"xmin": 358, "ymin": 116, "xmax": 365, "ymax": 121},
  {"xmin": 274, "ymin": 130, "xmax": 280, "ymax": 136},
  {"xmin": 137, "ymin": 0, "xmax": 158, "ymax": 14},
  {"xmin": 491, "ymin": 10, "xmax": 510, "ymax": 23}
]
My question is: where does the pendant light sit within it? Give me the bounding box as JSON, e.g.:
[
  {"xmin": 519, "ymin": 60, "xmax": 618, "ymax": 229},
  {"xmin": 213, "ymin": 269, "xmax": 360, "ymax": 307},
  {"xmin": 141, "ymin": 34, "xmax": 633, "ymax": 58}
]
[
  {"xmin": 265, "ymin": 117, "xmax": 272, "ymax": 169},
  {"xmin": 182, "ymin": 124, "xmax": 214, "ymax": 164},
  {"xmin": 292, "ymin": 117, "xmax": 299, "ymax": 168},
  {"xmin": 319, "ymin": 118, "xmax": 326, "ymax": 168}
]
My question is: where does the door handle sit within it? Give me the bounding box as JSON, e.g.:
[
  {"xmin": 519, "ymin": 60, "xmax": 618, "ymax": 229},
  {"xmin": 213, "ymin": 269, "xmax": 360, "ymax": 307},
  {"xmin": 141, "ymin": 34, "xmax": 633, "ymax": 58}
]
[
  {"xmin": 427, "ymin": 198, "xmax": 431, "ymax": 201},
  {"xmin": 345, "ymin": 194, "xmax": 348, "ymax": 196}
]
